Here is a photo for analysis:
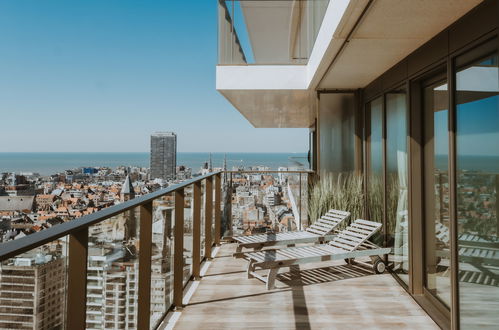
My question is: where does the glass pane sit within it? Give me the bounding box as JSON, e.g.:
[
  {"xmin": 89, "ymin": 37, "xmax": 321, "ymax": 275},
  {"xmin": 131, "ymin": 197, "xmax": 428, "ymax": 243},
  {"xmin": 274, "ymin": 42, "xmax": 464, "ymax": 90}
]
[
  {"xmin": 0, "ymin": 236, "xmax": 68, "ymax": 330},
  {"xmin": 200, "ymin": 181, "xmax": 206, "ymax": 258},
  {"xmin": 424, "ymin": 79, "xmax": 451, "ymax": 307},
  {"xmin": 86, "ymin": 207, "xmax": 140, "ymax": 329},
  {"xmin": 456, "ymin": 53, "xmax": 499, "ymax": 328},
  {"xmin": 212, "ymin": 182, "xmax": 216, "ymax": 243},
  {"xmin": 386, "ymin": 91, "xmax": 409, "ymax": 284},
  {"xmin": 150, "ymin": 194, "xmax": 174, "ymax": 329},
  {"xmin": 183, "ymin": 186, "xmax": 193, "ymax": 285},
  {"xmin": 367, "ymin": 97, "xmax": 384, "ymax": 245},
  {"xmin": 218, "ymin": 0, "xmax": 331, "ymax": 65}
]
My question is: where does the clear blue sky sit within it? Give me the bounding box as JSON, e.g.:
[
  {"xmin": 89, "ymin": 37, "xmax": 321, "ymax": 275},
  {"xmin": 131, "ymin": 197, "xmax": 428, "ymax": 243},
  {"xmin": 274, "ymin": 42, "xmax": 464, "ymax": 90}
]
[{"xmin": 0, "ymin": 0, "xmax": 308, "ymax": 153}]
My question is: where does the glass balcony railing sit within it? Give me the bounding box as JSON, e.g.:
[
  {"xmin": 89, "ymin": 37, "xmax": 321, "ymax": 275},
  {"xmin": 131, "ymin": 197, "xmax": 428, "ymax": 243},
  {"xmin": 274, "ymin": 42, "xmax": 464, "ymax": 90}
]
[
  {"xmin": 226, "ymin": 170, "xmax": 311, "ymax": 236},
  {"xmin": 0, "ymin": 172, "xmax": 225, "ymax": 330},
  {"xmin": 0, "ymin": 169, "xmax": 312, "ymax": 329},
  {"xmin": 218, "ymin": 0, "xmax": 330, "ymax": 65}
]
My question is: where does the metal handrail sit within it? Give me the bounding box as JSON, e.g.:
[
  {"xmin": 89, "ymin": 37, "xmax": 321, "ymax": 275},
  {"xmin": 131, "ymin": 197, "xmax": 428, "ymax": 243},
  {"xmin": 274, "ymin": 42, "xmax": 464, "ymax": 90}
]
[
  {"xmin": 0, "ymin": 169, "xmax": 313, "ymax": 260},
  {"xmin": 225, "ymin": 170, "xmax": 313, "ymax": 174},
  {"xmin": 0, "ymin": 171, "xmax": 221, "ymax": 261}
]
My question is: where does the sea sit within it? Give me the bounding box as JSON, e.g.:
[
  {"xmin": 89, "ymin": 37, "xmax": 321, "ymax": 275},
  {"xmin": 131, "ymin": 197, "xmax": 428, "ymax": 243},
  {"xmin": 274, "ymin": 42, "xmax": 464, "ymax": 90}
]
[{"xmin": 0, "ymin": 152, "xmax": 309, "ymax": 176}]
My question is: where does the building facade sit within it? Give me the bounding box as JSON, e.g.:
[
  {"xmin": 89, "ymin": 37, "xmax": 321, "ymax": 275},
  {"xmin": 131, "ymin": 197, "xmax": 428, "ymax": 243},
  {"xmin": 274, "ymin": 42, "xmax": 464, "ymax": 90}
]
[
  {"xmin": 216, "ymin": 1, "xmax": 499, "ymax": 328},
  {"xmin": 150, "ymin": 132, "xmax": 177, "ymax": 180},
  {"xmin": 0, "ymin": 256, "xmax": 66, "ymax": 330}
]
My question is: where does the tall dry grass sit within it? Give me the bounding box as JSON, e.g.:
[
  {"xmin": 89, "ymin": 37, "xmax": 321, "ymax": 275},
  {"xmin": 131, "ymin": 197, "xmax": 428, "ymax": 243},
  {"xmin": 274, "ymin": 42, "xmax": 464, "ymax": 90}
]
[{"xmin": 308, "ymin": 172, "xmax": 364, "ymax": 226}]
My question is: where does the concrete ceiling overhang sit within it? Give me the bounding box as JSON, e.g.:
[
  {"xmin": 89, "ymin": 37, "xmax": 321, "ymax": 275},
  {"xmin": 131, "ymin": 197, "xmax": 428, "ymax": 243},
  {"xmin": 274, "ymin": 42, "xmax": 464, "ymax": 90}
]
[
  {"xmin": 219, "ymin": 89, "xmax": 315, "ymax": 128},
  {"xmin": 217, "ymin": 0, "xmax": 485, "ymax": 128},
  {"xmin": 317, "ymin": 0, "xmax": 484, "ymax": 89}
]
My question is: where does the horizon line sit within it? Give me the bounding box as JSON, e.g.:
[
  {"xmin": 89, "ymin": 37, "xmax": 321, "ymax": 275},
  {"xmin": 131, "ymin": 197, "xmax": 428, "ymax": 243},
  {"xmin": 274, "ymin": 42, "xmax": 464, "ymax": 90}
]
[{"xmin": 0, "ymin": 151, "xmax": 308, "ymax": 154}]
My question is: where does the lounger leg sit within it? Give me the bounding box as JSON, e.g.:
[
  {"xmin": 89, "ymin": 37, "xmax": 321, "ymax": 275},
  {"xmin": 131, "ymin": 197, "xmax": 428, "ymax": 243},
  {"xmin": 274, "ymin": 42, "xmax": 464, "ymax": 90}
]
[
  {"xmin": 236, "ymin": 245, "xmax": 243, "ymax": 253},
  {"xmin": 247, "ymin": 260, "xmax": 256, "ymax": 279},
  {"xmin": 266, "ymin": 268, "xmax": 279, "ymax": 290}
]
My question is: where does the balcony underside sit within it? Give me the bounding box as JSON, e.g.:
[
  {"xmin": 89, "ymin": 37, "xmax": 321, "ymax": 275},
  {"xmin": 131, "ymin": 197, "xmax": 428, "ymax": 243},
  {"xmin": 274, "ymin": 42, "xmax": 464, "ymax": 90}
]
[{"xmin": 174, "ymin": 243, "xmax": 438, "ymax": 329}]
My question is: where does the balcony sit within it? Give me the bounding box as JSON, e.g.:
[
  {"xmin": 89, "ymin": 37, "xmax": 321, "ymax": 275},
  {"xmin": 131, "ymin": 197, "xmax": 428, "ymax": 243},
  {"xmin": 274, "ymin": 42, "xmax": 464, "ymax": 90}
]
[{"xmin": 4, "ymin": 170, "xmax": 402, "ymax": 329}]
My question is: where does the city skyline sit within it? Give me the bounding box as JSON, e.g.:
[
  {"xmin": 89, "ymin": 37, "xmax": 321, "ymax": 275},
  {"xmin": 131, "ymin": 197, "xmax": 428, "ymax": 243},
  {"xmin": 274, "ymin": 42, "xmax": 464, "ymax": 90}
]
[{"xmin": 0, "ymin": 1, "xmax": 308, "ymax": 153}]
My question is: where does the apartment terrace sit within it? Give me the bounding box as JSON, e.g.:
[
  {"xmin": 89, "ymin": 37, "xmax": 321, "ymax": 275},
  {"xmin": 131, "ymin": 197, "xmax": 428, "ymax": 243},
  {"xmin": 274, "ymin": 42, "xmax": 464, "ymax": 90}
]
[{"xmin": 0, "ymin": 170, "xmax": 440, "ymax": 329}]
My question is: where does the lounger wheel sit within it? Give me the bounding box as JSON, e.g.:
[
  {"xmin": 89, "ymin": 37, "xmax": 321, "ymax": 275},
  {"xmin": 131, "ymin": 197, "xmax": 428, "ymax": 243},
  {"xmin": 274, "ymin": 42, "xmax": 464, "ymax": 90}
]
[
  {"xmin": 373, "ymin": 259, "xmax": 386, "ymax": 274},
  {"xmin": 344, "ymin": 258, "xmax": 354, "ymax": 264}
]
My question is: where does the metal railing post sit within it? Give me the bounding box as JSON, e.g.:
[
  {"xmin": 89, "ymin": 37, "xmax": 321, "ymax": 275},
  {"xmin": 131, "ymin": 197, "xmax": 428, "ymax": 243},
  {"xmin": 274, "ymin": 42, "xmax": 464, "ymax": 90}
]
[
  {"xmin": 192, "ymin": 182, "xmax": 201, "ymax": 279},
  {"xmin": 67, "ymin": 227, "xmax": 88, "ymax": 330},
  {"xmin": 138, "ymin": 203, "xmax": 152, "ymax": 329},
  {"xmin": 205, "ymin": 177, "xmax": 213, "ymax": 260},
  {"xmin": 299, "ymin": 172, "xmax": 302, "ymax": 231},
  {"xmin": 174, "ymin": 188, "xmax": 185, "ymax": 310},
  {"xmin": 496, "ymin": 175, "xmax": 499, "ymax": 236},
  {"xmin": 215, "ymin": 173, "xmax": 222, "ymax": 245}
]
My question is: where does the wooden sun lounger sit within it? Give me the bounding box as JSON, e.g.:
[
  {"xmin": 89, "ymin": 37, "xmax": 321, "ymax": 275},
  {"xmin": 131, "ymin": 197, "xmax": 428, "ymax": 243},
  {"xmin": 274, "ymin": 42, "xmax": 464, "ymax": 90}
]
[
  {"xmin": 243, "ymin": 219, "xmax": 390, "ymax": 290},
  {"xmin": 233, "ymin": 209, "xmax": 350, "ymax": 255}
]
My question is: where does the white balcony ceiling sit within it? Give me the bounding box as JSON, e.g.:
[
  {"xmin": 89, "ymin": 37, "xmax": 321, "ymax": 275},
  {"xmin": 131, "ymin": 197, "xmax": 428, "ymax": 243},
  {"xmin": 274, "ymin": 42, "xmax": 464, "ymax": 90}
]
[
  {"xmin": 317, "ymin": 0, "xmax": 484, "ymax": 89},
  {"xmin": 218, "ymin": 0, "xmax": 484, "ymax": 128}
]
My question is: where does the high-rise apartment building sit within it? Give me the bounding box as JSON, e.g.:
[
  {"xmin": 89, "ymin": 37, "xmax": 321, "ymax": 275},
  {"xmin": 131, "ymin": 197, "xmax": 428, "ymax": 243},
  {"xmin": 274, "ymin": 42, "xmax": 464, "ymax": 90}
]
[
  {"xmin": 85, "ymin": 254, "xmax": 139, "ymax": 330},
  {"xmin": 0, "ymin": 255, "xmax": 66, "ymax": 330},
  {"xmin": 150, "ymin": 132, "xmax": 177, "ymax": 180}
]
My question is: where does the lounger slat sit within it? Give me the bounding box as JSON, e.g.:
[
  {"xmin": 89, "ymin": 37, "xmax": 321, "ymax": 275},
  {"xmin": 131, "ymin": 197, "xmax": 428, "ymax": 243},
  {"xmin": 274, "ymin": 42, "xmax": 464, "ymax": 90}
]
[
  {"xmin": 315, "ymin": 218, "xmax": 343, "ymax": 226},
  {"xmin": 305, "ymin": 227, "xmax": 327, "ymax": 235},
  {"xmin": 355, "ymin": 219, "xmax": 380, "ymax": 227},
  {"xmin": 316, "ymin": 219, "xmax": 338, "ymax": 227},
  {"xmin": 339, "ymin": 230, "xmax": 366, "ymax": 240},
  {"xmin": 336, "ymin": 234, "xmax": 363, "ymax": 245},
  {"xmin": 351, "ymin": 223, "xmax": 379, "ymax": 231},
  {"xmin": 328, "ymin": 240, "xmax": 354, "ymax": 251},
  {"xmin": 309, "ymin": 223, "xmax": 330, "ymax": 231},
  {"xmin": 322, "ymin": 215, "xmax": 343, "ymax": 222},
  {"xmin": 308, "ymin": 225, "xmax": 329, "ymax": 234},
  {"xmin": 339, "ymin": 230, "xmax": 365, "ymax": 240}
]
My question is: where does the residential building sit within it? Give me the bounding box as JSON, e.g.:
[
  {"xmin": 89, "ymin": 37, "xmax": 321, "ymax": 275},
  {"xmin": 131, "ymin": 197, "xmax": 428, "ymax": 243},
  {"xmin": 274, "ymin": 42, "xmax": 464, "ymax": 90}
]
[
  {"xmin": 150, "ymin": 132, "xmax": 177, "ymax": 180},
  {"xmin": 0, "ymin": 254, "xmax": 66, "ymax": 330}
]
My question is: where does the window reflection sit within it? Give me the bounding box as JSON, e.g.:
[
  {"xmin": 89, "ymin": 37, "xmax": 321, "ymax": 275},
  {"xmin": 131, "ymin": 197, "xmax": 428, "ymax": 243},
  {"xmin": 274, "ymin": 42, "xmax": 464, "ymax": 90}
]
[
  {"xmin": 424, "ymin": 79, "xmax": 451, "ymax": 307},
  {"xmin": 367, "ymin": 97, "xmax": 384, "ymax": 245},
  {"xmin": 386, "ymin": 91, "xmax": 409, "ymax": 284},
  {"xmin": 456, "ymin": 53, "xmax": 499, "ymax": 328}
]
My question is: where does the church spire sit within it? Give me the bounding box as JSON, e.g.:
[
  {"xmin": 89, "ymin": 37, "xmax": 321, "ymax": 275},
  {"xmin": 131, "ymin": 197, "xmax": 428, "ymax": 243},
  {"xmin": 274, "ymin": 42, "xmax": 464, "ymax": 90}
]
[{"xmin": 120, "ymin": 169, "xmax": 135, "ymax": 202}]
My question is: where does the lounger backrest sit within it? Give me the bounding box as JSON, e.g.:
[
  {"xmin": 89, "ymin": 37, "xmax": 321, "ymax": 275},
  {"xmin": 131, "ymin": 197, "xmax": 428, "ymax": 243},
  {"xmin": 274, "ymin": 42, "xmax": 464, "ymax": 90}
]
[
  {"xmin": 305, "ymin": 209, "xmax": 350, "ymax": 236},
  {"xmin": 328, "ymin": 219, "xmax": 382, "ymax": 252}
]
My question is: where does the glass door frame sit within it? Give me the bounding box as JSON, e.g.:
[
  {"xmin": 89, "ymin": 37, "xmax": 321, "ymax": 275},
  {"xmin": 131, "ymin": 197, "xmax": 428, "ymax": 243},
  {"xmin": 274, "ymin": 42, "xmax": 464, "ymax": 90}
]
[
  {"xmin": 363, "ymin": 84, "xmax": 409, "ymax": 282},
  {"xmin": 420, "ymin": 71, "xmax": 453, "ymax": 320}
]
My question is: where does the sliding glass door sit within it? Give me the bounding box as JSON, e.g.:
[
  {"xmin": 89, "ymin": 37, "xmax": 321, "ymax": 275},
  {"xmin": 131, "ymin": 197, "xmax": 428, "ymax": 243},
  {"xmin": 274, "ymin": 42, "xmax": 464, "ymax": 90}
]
[
  {"xmin": 456, "ymin": 51, "xmax": 499, "ymax": 329},
  {"xmin": 386, "ymin": 90, "xmax": 409, "ymax": 284},
  {"xmin": 366, "ymin": 97, "xmax": 384, "ymax": 246},
  {"xmin": 366, "ymin": 91, "xmax": 409, "ymax": 283},
  {"xmin": 423, "ymin": 76, "xmax": 452, "ymax": 308}
]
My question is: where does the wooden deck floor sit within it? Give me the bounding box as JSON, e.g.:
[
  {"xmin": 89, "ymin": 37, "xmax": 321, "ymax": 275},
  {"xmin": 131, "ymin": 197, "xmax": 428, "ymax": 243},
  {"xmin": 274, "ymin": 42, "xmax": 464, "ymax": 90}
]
[{"xmin": 173, "ymin": 243, "xmax": 439, "ymax": 330}]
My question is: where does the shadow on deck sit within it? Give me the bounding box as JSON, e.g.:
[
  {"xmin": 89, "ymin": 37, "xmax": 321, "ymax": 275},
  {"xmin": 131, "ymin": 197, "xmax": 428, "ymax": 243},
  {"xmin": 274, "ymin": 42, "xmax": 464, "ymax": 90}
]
[{"xmin": 172, "ymin": 243, "xmax": 438, "ymax": 329}]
